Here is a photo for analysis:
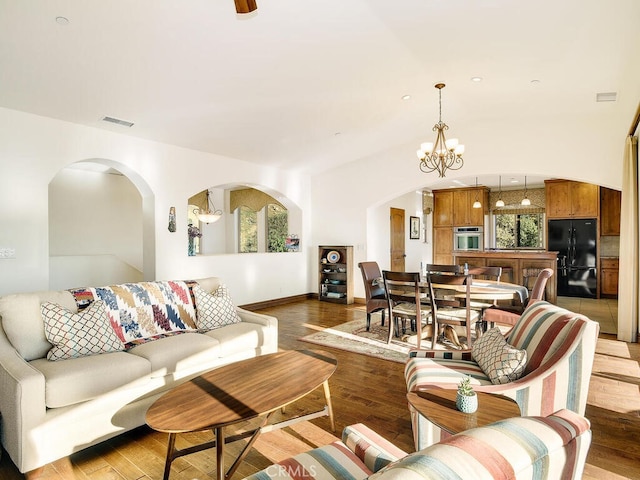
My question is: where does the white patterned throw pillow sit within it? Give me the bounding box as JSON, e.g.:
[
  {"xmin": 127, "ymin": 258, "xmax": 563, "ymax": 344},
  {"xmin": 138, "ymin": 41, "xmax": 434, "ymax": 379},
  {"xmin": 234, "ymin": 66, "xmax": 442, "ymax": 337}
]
[
  {"xmin": 193, "ymin": 283, "xmax": 241, "ymax": 330},
  {"xmin": 471, "ymin": 327, "xmax": 527, "ymax": 384},
  {"xmin": 42, "ymin": 300, "xmax": 125, "ymax": 361}
]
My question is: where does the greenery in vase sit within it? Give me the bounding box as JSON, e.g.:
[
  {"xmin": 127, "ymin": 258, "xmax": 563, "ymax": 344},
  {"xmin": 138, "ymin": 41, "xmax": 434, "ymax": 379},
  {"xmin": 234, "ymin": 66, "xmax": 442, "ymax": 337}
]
[{"xmin": 457, "ymin": 376, "xmax": 476, "ymax": 396}]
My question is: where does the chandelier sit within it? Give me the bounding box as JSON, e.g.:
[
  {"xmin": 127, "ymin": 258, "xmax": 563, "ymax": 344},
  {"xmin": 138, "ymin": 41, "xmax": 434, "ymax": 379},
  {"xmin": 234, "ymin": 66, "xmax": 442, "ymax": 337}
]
[{"xmin": 417, "ymin": 83, "xmax": 464, "ymax": 177}]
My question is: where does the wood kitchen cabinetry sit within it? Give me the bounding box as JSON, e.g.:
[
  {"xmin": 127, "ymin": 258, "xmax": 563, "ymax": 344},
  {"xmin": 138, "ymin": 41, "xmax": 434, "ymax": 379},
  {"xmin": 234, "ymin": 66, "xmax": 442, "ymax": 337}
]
[
  {"xmin": 600, "ymin": 187, "xmax": 622, "ymax": 235},
  {"xmin": 600, "ymin": 257, "xmax": 619, "ymax": 298},
  {"xmin": 545, "ymin": 180, "xmax": 599, "ymax": 219},
  {"xmin": 432, "ymin": 187, "xmax": 488, "ymax": 264},
  {"xmin": 453, "ymin": 188, "xmax": 489, "ymax": 226}
]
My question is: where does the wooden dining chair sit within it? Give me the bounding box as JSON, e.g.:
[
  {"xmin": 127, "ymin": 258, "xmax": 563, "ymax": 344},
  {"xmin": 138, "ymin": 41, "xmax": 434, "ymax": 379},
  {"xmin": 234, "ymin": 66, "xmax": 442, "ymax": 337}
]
[
  {"xmin": 358, "ymin": 261, "xmax": 387, "ymax": 331},
  {"xmin": 425, "ymin": 269, "xmax": 479, "ymax": 349},
  {"xmin": 382, "ymin": 271, "xmax": 431, "ymax": 348}
]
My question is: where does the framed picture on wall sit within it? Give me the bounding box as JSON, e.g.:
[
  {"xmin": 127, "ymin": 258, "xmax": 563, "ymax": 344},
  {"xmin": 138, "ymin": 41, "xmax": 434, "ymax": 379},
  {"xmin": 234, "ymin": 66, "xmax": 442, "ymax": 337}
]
[{"xmin": 410, "ymin": 216, "xmax": 420, "ymax": 239}]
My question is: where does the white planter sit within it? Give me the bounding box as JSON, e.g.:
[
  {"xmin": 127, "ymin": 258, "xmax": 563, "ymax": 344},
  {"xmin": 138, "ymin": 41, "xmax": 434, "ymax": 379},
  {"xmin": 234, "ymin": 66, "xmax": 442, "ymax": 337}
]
[{"xmin": 456, "ymin": 392, "xmax": 478, "ymax": 413}]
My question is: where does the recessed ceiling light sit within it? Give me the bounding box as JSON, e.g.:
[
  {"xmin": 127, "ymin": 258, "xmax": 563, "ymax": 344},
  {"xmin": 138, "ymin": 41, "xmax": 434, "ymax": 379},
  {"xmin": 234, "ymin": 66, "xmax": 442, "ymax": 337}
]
[
  {"xmin": 55, "ymin": 16, "xmax": 69, "ymax": 25},
  {"xmin": 401, "ymin": 94, "xmax": 411, "ymax": 100},
  {"xmin": 471, "ymin": 77, "xmax": 483, "ymax": 82},
  {"xmin": 530, "ymin": 79, "xmax": 541, "ymax": 84},
  {"xmin": 510, "ymin": 178, "xmax": 519, "ymax": 183}
]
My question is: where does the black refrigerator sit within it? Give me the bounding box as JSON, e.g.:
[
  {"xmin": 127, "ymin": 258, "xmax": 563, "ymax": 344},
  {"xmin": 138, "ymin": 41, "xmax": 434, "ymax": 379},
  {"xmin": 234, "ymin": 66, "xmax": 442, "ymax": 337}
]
[{"xmin": 547, "ymin": 219, "xmax": 597, "ymax": 298}]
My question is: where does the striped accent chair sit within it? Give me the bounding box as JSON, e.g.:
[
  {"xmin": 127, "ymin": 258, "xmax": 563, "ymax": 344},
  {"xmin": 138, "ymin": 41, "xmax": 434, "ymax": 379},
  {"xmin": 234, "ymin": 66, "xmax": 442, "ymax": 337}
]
[
  {"xmin": 405, "ymin": 300, "xmax": 600, "ymax": 450},
  {"xmin": 243, "ymin": 409, "xmax": 591, "ymax": 479}
]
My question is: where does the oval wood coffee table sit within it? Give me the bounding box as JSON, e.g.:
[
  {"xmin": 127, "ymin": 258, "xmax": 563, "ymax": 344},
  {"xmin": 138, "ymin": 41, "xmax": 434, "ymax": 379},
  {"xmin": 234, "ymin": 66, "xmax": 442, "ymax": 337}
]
[
  {"xmin": 146, "ymin": 349, "xmax": 337, "ymax": 480},
  {"xmin": 407, "ymin": 387, "xmax": 521, "ymax": 436}
]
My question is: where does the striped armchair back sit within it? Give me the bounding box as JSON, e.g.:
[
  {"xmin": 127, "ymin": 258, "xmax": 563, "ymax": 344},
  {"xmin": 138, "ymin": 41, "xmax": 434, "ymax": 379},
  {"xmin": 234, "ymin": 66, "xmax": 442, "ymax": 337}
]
[{"xmin": 507, "ymin": 301, "xmax": 598, "ymax": 376}]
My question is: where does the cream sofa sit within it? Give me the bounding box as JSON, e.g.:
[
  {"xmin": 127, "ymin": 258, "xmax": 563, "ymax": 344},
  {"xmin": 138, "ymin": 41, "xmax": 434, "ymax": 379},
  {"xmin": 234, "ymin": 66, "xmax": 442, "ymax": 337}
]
[{"xmin": 0, "ymin": 277, "xmax": 278, "ymax": 474}]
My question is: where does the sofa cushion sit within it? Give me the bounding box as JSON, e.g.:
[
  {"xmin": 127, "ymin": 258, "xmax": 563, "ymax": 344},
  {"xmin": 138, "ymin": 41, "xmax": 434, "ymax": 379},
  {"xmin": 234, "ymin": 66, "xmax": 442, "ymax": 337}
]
[
  {"xmin": 405, "ymin": 356, "xmax": 491, "ymax": 393},
  {"xmin": 193, "ymin": 283, "xmax": 241, "ymax": 330},
  {"xmin": 69, "ymin": 281, "xmax": 198, "ymax": 343},
  {"xmin": 0, "ymin": 290, "xmax": 76, "ymax": 361},
  {"xmin": 204, "ymin": 322, "xmax": 269, "ymax": 357},
  {"xmin": 127, "ymin": 332, "xmax": 221, "ymax": 377},
  {"xmin": 30, "ymin": 351, "xmax": 152, "ymax": 408},
  {"xmin": 42, "ymin": 300, "xmax": 125, "ymax": 361},
  {"xmin": 471, "ymin": 327, "xmax": 527, "ymax": 384}
]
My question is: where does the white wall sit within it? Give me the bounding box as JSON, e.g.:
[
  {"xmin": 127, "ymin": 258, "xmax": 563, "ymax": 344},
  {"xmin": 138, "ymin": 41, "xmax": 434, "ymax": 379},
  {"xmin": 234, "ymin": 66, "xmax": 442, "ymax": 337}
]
[{"xmin": 0, "ymin": 107, "xmax": 312, "ymax": 304}]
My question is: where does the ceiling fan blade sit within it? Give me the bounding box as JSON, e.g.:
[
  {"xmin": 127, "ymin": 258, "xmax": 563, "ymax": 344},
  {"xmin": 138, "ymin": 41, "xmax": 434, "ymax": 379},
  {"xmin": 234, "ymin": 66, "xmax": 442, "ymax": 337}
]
[{"xmin": 234, "ymin": 0, "xmax": 257, "ymax": 14}]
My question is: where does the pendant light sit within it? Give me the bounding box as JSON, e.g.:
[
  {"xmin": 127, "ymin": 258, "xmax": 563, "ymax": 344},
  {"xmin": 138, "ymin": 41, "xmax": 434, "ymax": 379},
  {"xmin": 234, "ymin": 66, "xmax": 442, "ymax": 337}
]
[
  {"xmin": 495, "ymin": 176, "xmax": 505, "ymax": 207},
  {"xmin": 472, "ymin": 177, "xmax": 482, "ymax": 208},
  {"xmin": 195, "ymin": 189, "xmax": 223, "ymax": 223},
  {"xmin": 521, "ymin": 176, "xmax": 531, "ymax": 206}
]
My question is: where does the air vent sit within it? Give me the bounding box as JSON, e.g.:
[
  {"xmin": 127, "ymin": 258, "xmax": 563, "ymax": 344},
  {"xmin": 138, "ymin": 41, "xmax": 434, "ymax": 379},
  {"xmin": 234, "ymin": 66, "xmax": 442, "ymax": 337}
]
[
  {"xmin": 596, "ymin": 92, "xmax": 617, "ymax": 102},
  {"xmin": 102, "ymin": 116, "xmax": 134, "ymax": 127}
]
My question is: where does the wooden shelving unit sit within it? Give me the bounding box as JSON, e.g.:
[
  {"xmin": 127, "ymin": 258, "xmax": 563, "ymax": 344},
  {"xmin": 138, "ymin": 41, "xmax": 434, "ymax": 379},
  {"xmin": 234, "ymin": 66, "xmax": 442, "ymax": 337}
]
[{"xmin": 318, "ymin": 245, "xmax": 354, "ymax": 304}]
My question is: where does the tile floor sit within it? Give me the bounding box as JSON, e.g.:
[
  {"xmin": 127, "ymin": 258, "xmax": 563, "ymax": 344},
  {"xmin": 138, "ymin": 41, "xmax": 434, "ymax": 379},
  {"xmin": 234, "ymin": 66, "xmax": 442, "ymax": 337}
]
[{"xmin": 556, "ymin": 296, "xmax": 618, "ymax": 335}]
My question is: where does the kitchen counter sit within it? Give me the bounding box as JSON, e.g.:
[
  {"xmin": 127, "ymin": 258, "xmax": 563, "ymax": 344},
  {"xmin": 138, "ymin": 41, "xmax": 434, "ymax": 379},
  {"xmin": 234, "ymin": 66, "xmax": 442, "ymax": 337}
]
[{"xmin": 453, "ymin": 250, "xmax": 558, "ymax": 304}]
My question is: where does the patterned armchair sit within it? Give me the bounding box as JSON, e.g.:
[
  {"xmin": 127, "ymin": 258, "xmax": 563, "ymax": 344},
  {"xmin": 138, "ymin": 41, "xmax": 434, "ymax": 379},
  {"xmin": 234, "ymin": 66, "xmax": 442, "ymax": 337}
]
[
  {"xmin": 243, "ymin": 410, "xmax": 591, "ymax": 480},
  {"xmin": 405, "ymin": 300, "xmax": 600, "ymax": 450}
]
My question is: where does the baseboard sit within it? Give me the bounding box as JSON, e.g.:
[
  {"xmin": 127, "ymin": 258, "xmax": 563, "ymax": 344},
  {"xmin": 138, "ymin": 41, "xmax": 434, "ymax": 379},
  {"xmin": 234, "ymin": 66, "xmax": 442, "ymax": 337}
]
[
  {"xmin": 240, "ymin": 294, "xmax": 366, "ymax": 311},
  {"xmin": 239, "ymin": 293, "xmax": 316, "ymax": 311}
]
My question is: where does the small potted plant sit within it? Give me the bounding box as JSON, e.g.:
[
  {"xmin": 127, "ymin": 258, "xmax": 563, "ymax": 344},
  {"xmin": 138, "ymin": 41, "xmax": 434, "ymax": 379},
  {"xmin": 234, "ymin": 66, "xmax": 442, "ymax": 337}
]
[{"xmin": 456, "ymin": 375, "xmax": 478, "ymax": 413}]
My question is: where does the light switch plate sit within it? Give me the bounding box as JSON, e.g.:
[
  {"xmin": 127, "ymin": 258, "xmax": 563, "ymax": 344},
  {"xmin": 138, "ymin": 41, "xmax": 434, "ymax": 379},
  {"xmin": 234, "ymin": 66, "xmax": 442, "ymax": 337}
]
[{"xmin": 0, "ymin": 248, "xmax": 16, "ymax": 259}]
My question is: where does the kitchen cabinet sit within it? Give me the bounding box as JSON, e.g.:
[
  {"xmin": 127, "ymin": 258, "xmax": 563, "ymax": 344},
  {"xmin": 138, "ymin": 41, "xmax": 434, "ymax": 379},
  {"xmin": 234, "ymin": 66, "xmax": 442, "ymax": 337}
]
[
  {"xmin": 600, "ymin": 187, "xmax": 622, "ymax": 236},
  {"xmin": 452, "ymin": 188, "xmax": 489, "ymax": 226},
  {"xmin": 545, "ymin": 180, "xmax": 599, "ymax": 219},
  {"xmin": 600, "ymin": 257, "xmax": 619, "ymax": 297},
  {"xmin": 433, "ymin": 227, "xmax": 454, "ymax": 264},
  {"xmin": 433, "ymin": 187, "xmax": 487, "ymax": 263},
  {"xmin": 318, "ymin": 246, "xmax": 353, "ymax": 304},
  {"xmin": 433, "ymin": 190, "xmax": 454, "ymax": 226}
]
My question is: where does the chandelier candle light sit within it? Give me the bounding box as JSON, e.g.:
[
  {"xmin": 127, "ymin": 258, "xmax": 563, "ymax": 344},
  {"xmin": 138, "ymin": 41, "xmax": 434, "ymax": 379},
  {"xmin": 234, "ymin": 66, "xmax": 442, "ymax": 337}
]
[{"xmin": 417, "ymin": 83, "xmax": 465, "ymax": 177}]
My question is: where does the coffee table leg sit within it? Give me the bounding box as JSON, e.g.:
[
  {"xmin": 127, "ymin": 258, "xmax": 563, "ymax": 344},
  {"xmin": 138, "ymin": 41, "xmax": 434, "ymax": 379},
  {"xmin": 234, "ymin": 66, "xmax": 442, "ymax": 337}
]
[
  {"xmin": 163, "ymin": 433, "xmax": 176, "ymax": 480},
  {"xmin": 323, "ymin": 380, "xmax": 335, "ymax": 432},
  {"xmin": 216, "ymin": 426, "xmax": 225, "ymax": 480}
]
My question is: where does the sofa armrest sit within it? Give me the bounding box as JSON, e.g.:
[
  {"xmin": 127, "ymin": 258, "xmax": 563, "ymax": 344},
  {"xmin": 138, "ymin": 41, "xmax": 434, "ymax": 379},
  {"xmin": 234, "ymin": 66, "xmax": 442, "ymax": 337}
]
[
  {"xmin": 0, "ymin": 331, "xmax": 47, "ymax": 468},
  {"xmin": 236, "ymin": 307, "xmax": 278, "ymax": 329},
  {"xmin": 342, "ymin": 423, "xmax": 408, "ymax": 473}
]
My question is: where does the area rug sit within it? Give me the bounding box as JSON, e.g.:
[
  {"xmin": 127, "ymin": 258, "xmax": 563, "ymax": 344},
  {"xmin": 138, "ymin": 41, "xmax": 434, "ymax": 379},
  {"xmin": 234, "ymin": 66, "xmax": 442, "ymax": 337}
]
[{"xmin": 300, "ymin": 317, "xmax": 475, "ymax": 364}]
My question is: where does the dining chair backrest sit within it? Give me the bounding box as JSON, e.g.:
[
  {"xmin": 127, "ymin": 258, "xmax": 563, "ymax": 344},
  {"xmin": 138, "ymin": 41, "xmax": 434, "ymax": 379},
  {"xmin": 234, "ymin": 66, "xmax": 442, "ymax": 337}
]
[
  {"xmin": 466, "ymin": 265, "xmax": 502, "ymax": 282},
  {"xmin": 382, "ymin": 271, "xmax": 427, "ymax": 346},
  {"xmin": 382, "ymin": 271, "xmax": 424, "ymax": 306},
  {"xmin": 358, "ymin": 261, "xmax": 385, "ymax": 300},
  {"xmin": 528, "ymin": 268, "xmax": 554, "ymax": 304},
  {"xmin": 426, "ymin": 271, "xmax": 476, "ymax": 348},
  {"xmin": 358, "ymin": 261, "xmax": 389, "ymax": 331},
  {"xmin": 425, "ymin": 264, "xmax": 461, "ymax": 277}
]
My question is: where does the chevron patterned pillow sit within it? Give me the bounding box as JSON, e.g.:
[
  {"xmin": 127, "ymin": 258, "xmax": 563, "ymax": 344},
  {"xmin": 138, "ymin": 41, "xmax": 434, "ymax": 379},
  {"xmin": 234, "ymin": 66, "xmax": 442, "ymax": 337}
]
[
  {"xmin": 42, "ymin": 300, "xmax": 125, "ymax": 361},
  {"xmin": 472, "ymin": 327, "xmax": 527, "ymax": 384},
  {"xmin": 193, "ymin": 283, "xmax": 241, "ymax": 330}
]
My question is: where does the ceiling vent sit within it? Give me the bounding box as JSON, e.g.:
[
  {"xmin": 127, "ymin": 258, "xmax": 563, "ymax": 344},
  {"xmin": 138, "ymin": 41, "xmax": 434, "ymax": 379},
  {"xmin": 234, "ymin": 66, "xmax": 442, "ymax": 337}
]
[
  {"xmin": 102, "ymin": 116, "xmax": 134, "ymax": 127},
  {"xmin": 596, "ymin": 92, "xmax": 617, "ymax": 102}
]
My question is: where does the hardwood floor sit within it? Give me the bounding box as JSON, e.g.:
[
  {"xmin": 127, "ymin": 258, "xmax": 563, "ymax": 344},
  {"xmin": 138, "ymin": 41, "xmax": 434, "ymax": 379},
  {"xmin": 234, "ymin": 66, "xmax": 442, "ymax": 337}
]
[{"xmin": 2, "ymin": 299, "xmax": 639, "ymax": 479}]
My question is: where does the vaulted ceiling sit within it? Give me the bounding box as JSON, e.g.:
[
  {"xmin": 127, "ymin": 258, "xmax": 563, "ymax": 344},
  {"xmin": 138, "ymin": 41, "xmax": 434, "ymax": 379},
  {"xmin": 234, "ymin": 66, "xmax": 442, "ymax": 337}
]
[{"xmin": 1, "ymin": 0, "xmax": 639, "ymax": 179}]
